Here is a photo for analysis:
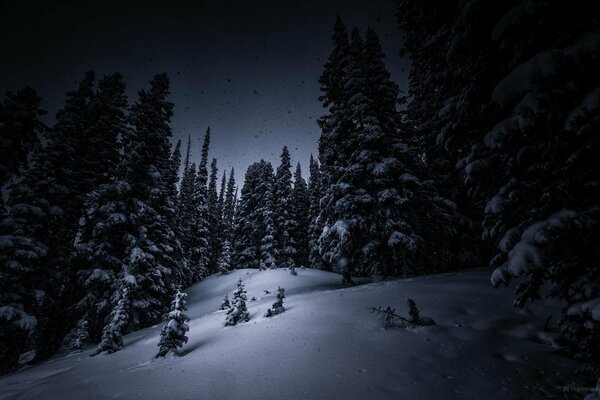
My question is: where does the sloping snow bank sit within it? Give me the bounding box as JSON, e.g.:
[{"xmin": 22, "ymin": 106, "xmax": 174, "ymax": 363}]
[{"xmin": 0, "ymin": 268, "xmax": 592, "ymax": 400}]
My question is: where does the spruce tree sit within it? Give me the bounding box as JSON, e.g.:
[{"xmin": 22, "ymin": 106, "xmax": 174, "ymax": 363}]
[
  {"xmin": 94, "ymin": 285, "xmax": 130, "ymax": 355},
  {"xmin": 307, "ymin": 155, "xmax": 324, "ymax": 269},
  {"xmin": 217, "ymin": 239, "xmax": 232, "ymax": 275},
  {"xmin": 222, "ymin": 168, "xmax": 236, "ymax": 242},
  {"xmin": 224, "ymin": 278, "xmax": 249, "ymax": 326},
  {"xmin": 259, "ymin": 177, "xmax": 278, "ymax": 270},
  {"xmin": 291, "ymin": 162, "xmax": 309, "ymax": 268},
  {"xmin": 0, "ymin": 87, "xmax": 46, "ymax": 207},
  {"xmin": 0, "ymin": 72, "xmax": 100, "ymax": 368},
  {"xmin": 156, "ymin": 288, "xmax": 190, "ymax": 357},
  {"xmin": 397, "ymin": 0, "xmax": 599, "ymax": 361},
  {"xmin": 219, "ymin": 294, "xmax": 230, "ymax": 310},
  {"xmin": 234, "ymin": 161, "xmax": 273, "ymax": 269},
  {"xmin": 207, "ymin": 158, "xmax": 220, "ymax": 274},
  {"xmin": 273, "ymin": 147, "xmax": 297, "ymax": 268},
  {"xmin": 77, "ymin": 74, "xmax": 180, "ymax": 351},
  {"xmin": 265, "ymin": 287, "xmax": 285, "ymax": 317},
  {"xmin": 188, "ymin": 128, "xmax": 211, "ymax": 280}
]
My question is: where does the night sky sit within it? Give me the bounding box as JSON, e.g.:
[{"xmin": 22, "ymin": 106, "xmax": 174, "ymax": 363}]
[{"xmin": 0, "ymin": 0, "xmax": 408, "ymax": 186}]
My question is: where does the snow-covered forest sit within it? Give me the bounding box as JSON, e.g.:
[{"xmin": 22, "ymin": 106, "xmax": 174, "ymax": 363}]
[{"xmin": 1, "ymin": 1, "xmax": 599, "ymax": 399}]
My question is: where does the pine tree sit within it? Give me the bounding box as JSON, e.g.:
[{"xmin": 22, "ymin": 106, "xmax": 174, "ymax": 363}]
[
  {"xmin": 397, "ymin": 0, "xmax": 599, "ymax": 361},
  {"xmin": 265, "ymin": 287, "xmax": 285, "ymax": 317},
  {"xmin": 217, "ymin": 239, "xmax": 232, "ymax": 275},
  {"xmin": 317, "ymin": 23, "xmax": 447, "ymax": 282},
  {"xmin": 188, "ymin": 128, "xmax": 211, "ymax": 280},
  {"xmin": 273, "ymin": 147, "xmax": 297, "ymax": 268},
  {"xmin": 77, "ymin": 74, "xmax": 180, "ymax": 351},
  {"xmin": 0, "ymin": 72, "xmax": 101, "ymax": 369},
  {"xmin": 207, "ymin": 158, "xmax": 221, "ymax": 274},
  {"xmin": 66, "ymin": 319, "xmax": 90, "ymax": 353},
  {"xmin": 166, "ymin": 139, "xmax": 182, "ymax": 198},
  {"xmin": 94, "ymin": 285, "xmax": 130, "ymax": 355},
  {"xmin": 156, "ymin": 288, "xmax": 190, "ymax": 357},
  {"xmin": 307, "ymin": 155, "xmax": 324, "ymax": 269},
  {"xmin": 219, "ymin": 294, "xmax": 230, "ymax": 310},
  {"xmin": 259, "ymin": 177, "xmax": 278, "ymax": 270},
  {"xmin": 0, "ymin": 87, "xmax": 46, "ymax": 208},
  {"xmin": 224, "ymin": 278, "xmax": 249, "ymax": 325},
  {"xmin": 234, "ymin": 161, "xmax": 273, "ymax": 269},
  {"xmin": 291, "ymin": 162, "xmax": 309, "ymax": 268},
  {"xmin": 222, "ymin": 168, "xmax": 236, "ymax": 242}
]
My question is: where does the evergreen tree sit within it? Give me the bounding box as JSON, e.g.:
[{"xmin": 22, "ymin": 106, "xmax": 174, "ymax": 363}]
[
  {"xmin": 259, "ymin": 176, "xmax": 278, "ymax": 270},
  {"xmin": 0, "ymin": 72, "xmax": 99, "ymax": 369},
  {"xmin": 77, "ymin": 74, "xmax": 180, "ymax": 352},
  {"xmin": 66, "ymin": 319, "xmax": 90, "ymax": 353},
  {"xmin": 291, "ymin": 162, "xmax": 309, "ymax": 268},
  {"xmin": 207, "ymin": 158, "xmax": 220, "ymax": 274},
  {"xmin": 307, "ymin": 155, "xmax": 324, "ymax": 269},
  {"xmin": 273, "ymin": 147, "xmax": 297, "ymax": 268},
  {"xmin": 0, "ymin": 87, "xmax": 46, "ymax": 208},
  {"xmin": 178, "ymin": 136, "xmax": 195, "ymax": 259},
  {"xmin": 397, "ymin": 0, "xmax": 599, "ymax": 361},
  {"xmin": 317, "ymin": 22, "xmax": 450, "ymax": 282},
  {"xmin": 188, "ymin": 128, "xmax": 211, "ymax": 280},
  {"xmin": 217, "ymin": 239, "xmax": 232, "ymax": 275},
  {"xmin": 219, "ymin": 294, "xmax": 230, "ymax": 310},
  {"xmin": 156, "ymin": 288, "xmax": 190, "ymax": 357},
  {"xmin": 94, "ymin": 285, "xmax": 130, "ymax": 355},
  {"xmin": 265, "ymin": 287, "xmax": 285, "ymax": 317},
  {"xmin": 166, "ymin": 139, "xmax": 182, "ymax": 198},
  {"xmin": 222, "ymin": 168, "xmax": 236, "ymax": 242},
  {"xmin": 224, "ymin": 278, "xmax": 249, "ymax": 326},
  {"xmin": 218, "ymin": 171, "xmax": 227, "ymax": 212},
  {"xmin": 234, "ymin": 161, "xmax": 273, "ymax": 269}
]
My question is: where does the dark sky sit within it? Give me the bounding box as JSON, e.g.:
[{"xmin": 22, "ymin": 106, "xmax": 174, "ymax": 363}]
[{"xmin": 0, "ymin": 0, "xmax": 408, "ymax": 186}]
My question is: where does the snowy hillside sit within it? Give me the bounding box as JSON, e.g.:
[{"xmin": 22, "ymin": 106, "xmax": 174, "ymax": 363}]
[{"xmin": 0, "ymin": 268, "xmax": 589, "ymax": 400}]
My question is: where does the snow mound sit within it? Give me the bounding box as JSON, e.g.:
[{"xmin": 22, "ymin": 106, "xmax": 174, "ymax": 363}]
[{"xmin": 0, "ymin": 268, "xmax": 591, "ymax": 400}]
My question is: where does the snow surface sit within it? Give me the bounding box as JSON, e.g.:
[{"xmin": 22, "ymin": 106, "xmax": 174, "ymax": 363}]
[{"xmin": 0, "ymin": 268, "xmax": 591, "ymax": 400}]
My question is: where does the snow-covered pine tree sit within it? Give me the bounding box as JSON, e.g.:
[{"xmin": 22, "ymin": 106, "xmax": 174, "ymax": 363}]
[
  {"xmin": 0, "ymin": 72, "xmax": 102, "ymax": 369},
  {"xmin": 224, "ymin": 278, "xmax": 249, "ymax": 325},
  {"xmin": 77, "ymin": 74, "xmax": 180, "ymax": 349},
  {"xmin": 207, "ymin": 158, "xmax": 221, "ymax": 274},
  {"xmin": 166, "ymin": 139, "xmax": 182, "ymax": 198},
  {"xmin": 94, "ymin": 285, "xmax": 130, "ymax": 355},
  {"xmin": 259, "ymin": 175, "xmax": 278, "ymax": 270},
  {"xmin": 177, "ymin": 135, "xmax": 195, "ymax": 268},
  {"xmin": 317, "ymin": 22, "xmax": 444, "ymax": 281},
  {"xmin": 66, "ymin": 319, "xmax": 90, "ymax": 353},
  {"xmin": 222, "ymin": 168, "xmax": 236, "ymax": 243},
  {"xmin": 217, "ymin": 239, "xmax": 232, "ymax": 275},
  {"xmin": 0, "ymin": 87, "xmax": 45, "ymax": 208},
  {"xmin": 265, "ymin": 287, "xmax": 285, "ymax": 317},
  {"xmin": 307, "ymin": 154, "xmax": 324, "ymax": 270},
  {"xmin": 273, "ymin": 146, "xmax": 297, "ymax": 268},
  {"xmin": 291, "ymin": 162, "xmax": 309, "ymax": 268},
  {"xmin": 188, "ymin": 128, "xmax": 211, "ymax": 280},
  {"xmin": 219, "ymin": 294, "xmax": 230, "ymax": 310},
  {"xmin": 397, "ymin": 0, "xmax": 599, "ymax": 361},
  {"xmin": 234, "ymin": 161, "xmax": 273, "ymax": 269},
  {"xmin": 156, "ymin": 288, "xmax": 190, "ymax": 357}
]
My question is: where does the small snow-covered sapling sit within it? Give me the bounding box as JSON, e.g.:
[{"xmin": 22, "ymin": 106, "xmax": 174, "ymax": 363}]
[
  {"xmin": 219, "ymin": 294, "xmax": 230, "ymax": 310},
  {"xmin": 224, "ymin": 278, "xmax": 250, "ymax": 326},
  {"xmin": 156, "ymin": 288, "xmax": 190, "ymax": 357},
  {"xmin": 265, "ymin": 287, "xmax": 285, "ymax": 317}
]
